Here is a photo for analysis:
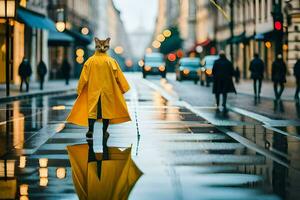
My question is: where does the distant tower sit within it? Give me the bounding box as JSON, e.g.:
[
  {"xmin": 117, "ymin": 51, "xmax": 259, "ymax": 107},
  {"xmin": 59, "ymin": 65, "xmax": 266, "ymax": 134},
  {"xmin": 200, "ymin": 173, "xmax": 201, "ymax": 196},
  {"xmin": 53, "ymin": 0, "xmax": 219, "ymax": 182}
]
[{"xmin": 129, "ymin": 14, "xmax": 152, "ymax": 60}]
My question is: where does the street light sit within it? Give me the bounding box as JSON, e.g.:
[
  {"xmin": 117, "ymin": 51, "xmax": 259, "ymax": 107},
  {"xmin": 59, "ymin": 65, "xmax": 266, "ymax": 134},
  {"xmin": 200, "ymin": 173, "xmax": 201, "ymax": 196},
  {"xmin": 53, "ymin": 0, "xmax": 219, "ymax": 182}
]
[{"xmin": 0, "ymin": 0, "xmax": 17, "ymax": 97}]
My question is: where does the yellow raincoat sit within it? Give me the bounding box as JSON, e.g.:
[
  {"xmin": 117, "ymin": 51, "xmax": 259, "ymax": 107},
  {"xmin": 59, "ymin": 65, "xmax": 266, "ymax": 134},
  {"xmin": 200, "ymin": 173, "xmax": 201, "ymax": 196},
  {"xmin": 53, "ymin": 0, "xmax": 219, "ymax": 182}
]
[
  {"xmin": 67, "ymin": 52, "xmax": 131, "ymax": 126},
  {"xmin": 67, "ymin": 144, "xmax": 142, "ymax": 200}
]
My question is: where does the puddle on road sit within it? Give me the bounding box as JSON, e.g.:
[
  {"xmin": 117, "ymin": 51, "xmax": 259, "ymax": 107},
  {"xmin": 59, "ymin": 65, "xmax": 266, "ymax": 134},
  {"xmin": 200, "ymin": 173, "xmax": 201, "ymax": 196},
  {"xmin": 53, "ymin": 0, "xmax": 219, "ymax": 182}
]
[{"xmin": 1, "ymin": 81, "xmax": 298, "ymax": 200}]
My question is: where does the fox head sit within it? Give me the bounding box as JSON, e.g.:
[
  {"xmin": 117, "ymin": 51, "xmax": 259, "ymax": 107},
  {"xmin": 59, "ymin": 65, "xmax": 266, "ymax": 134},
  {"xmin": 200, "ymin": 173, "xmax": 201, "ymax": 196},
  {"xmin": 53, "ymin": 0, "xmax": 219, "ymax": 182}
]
[{"xmin": 95, "ymin": 37, "xmax": 111, "ymax": 53}]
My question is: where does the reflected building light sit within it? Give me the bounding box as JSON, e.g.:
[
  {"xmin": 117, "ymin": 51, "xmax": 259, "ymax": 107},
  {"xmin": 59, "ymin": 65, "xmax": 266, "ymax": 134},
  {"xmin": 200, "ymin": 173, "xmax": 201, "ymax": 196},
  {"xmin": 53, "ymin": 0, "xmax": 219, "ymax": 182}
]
[
  {"xmin": 145, "ymin": 48, "xmax": 152, "ymax": 54},
  {"xmin": 20, "ymin": 196, "xmax": 29, "ymax": 200},
  {"xmin": 196, "ymin": 45, "xmax": 203, "ymax": 53},
  {"xmin": 39, "ymin": 168, "xmax": 48, "ymax": 178},
  {"xmin": 39, "ymin": 158, "xmax": 48, "ymax": 168},
  {"xmin": 152, "ymin": 40, "xmax": 161, "ymax": 49},
  {"xmin": 76, "ymin": 48, "xmax": 84, "ymax": 57},
  {"xmin": 0, "ymin": 160, "xmax": 15, "ymax": 177},
  {"xmin": 156, "ymin": 34, "xmax": 165, "ymax": 42},
  {"xmin": 265, "ymin": 41, "xmax": 272, "ymax": 49},
  {"xmin": 20, "ymin": 184, "xmax": 29, "ymax": 196},
  {"xmin": 52, "ymin": 105, "xmax": 66, "ymax": 110},
  {"xmin": 114, "ymin": 46, "xmax": 124, "ymax": 54},
  {"xmin": 39, "ymin": 177, "xmax": 48, "ymax": 187},
  {"xmin": 56, "ymin": 22, "xmax": 66, "ymax": 32},
  {"xmin": 19, "ymin": 156, "xmax": 26, "ymax": 168},
  {"xmin": 76, "ymin": 56, "xmax": 84, "ymax": 64},
  {"xmin": 138, "ymin": 60, "xmax": 144, "ymax": 67},
  {"xmin": 56, "ymin": 167, "xmax": 66, "ymax": 179},
  {"xmin": 13, "ymin": 101, "xmax": 25, "ymax": 149},
  {"xmin": 125, "ymin": 59, "xmax": 133, "ymax": 67},
  {"xmin": 163, "ymin": 29, "xmax": 172, "ymax": 37},
  {"xmin": 81, "ymin": 27, "xmax": 89, "ymax": 35}
]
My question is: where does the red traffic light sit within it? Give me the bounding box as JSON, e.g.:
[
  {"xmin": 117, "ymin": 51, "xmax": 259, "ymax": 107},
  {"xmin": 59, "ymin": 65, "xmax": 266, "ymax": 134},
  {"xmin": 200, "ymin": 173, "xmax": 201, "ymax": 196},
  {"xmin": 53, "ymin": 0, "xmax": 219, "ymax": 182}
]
[{"xmin": 274, "ymin": 21, "xmax": 282, "ymax": 31}]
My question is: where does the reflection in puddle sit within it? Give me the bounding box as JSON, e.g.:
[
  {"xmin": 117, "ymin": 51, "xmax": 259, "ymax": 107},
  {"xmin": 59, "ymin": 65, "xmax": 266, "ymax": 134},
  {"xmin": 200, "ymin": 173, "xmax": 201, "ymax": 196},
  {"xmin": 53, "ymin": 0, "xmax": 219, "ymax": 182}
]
[{"xmin": 67, "ymin": 139, "xmax": 142, "ymax": 200}]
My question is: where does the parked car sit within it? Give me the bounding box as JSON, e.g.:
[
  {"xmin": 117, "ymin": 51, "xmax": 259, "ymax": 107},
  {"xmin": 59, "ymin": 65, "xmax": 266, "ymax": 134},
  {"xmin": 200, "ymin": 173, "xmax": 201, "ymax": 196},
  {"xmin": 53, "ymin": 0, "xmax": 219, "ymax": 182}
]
[
  {"xmin": 142, "ymin": 53, "xmax": 166, "ymax": 78},
  {"xmin": 176, "ymin": 57, "xmax": 201, "ymax": 84},
  {"xmin": 199, "ymin": 55, "xmax": 219, "ymax": 86}
]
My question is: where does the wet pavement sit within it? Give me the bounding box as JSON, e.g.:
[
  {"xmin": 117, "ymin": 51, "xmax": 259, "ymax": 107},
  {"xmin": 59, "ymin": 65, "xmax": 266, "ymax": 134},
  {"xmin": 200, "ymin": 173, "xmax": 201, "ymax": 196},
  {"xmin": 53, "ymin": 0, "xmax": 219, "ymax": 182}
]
[{"xmin": 0, "ymin": 73, "xmax": 300, "ymax": 199}]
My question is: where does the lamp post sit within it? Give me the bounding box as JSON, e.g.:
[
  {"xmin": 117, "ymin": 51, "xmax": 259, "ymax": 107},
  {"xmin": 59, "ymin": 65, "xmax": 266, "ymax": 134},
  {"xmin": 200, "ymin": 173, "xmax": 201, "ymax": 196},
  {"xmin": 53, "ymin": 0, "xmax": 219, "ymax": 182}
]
[{"xmin": 0, "ymin": 0, "xmax": 16, "ymax": 97}]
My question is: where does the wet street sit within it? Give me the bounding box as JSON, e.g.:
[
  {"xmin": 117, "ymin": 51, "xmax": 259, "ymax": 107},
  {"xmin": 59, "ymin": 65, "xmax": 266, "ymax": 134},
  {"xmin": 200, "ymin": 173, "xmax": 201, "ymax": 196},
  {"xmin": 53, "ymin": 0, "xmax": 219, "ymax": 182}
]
[{"xmin": 1, "ymin": 73, "xmax": 300, "ymax": 200}]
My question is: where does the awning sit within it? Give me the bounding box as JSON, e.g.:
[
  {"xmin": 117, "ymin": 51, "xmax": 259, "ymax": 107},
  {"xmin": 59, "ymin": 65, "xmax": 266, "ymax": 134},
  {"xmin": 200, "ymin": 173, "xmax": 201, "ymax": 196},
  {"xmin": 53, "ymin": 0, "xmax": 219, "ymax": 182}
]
[
  {"xmin": 65, "ymin": 29, "xmax": 93, "ymax": 45},
  {"xmin": 48, "ymin": 31, "xmax": 74, "ymax": 46},
  {"xmin": 227, "ymin": 32, "xmax": 245, "ymax": 44},
  {"xmin": 254, "ymin": 31, "xmax": 274, "ymax": 41},
  {"xmin": 17, "ymin": 7, "xmax": 56, "ymax": 31}
]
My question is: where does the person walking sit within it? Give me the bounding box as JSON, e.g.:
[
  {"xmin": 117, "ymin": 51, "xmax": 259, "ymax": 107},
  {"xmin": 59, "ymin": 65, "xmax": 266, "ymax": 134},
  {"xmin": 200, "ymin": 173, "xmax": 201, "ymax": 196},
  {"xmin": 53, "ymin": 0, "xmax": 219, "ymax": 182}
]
[
  {"xmin": 37, "ymin": 60, "xmax": 47, "ymax": 90},
  {"xmin": 18, "ymin": 57, "xmax": 32, "ymax": 92},
  {"xmin": 294, "ymin": 57, "xmax": 300, "ymax": 100},
  {"xmin": 212, "ymin": 51, "xmax": 236, "ymax": 111},
  {"xmin": 249, "ymin": 53, "xmax": 265, "ymax": 99},
  {"xmin": 272, "ymin": 54, "xmax": 287, "ymax": 100},
  {"xmin": 61, "ymin": 58, "xmax": 71, "ymax": 85},
  {"xmin": 234, "ymin": 66, "xmax": 240, "ymax": 83},
  {"xmin": 67, "ymin": 37, "xmax": 131, "ymax": 139}
]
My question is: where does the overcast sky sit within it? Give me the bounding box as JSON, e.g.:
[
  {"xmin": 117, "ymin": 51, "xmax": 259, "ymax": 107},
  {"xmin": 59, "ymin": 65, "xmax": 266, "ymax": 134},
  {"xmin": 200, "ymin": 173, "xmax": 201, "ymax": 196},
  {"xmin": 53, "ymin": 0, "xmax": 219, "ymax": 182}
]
[{"xmin": 113, "ymin": 0, "xmax": 158, "ymax": 33}]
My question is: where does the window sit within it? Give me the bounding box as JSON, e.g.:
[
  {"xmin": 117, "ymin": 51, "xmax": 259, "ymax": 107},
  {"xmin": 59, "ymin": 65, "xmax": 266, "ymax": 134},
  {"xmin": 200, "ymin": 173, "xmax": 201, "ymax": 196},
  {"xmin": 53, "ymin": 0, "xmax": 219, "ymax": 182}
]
[{"xmin": 264, "ymin": 0, "xmax": 268, "ymax": 20}]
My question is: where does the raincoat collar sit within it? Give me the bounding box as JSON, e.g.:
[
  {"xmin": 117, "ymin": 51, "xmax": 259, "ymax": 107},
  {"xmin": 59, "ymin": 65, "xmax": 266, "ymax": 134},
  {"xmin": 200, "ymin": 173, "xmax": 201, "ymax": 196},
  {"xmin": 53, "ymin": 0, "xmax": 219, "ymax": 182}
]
[{"xmin": 94, "ymin": 51, "xmax": 108, "ymax": 56}]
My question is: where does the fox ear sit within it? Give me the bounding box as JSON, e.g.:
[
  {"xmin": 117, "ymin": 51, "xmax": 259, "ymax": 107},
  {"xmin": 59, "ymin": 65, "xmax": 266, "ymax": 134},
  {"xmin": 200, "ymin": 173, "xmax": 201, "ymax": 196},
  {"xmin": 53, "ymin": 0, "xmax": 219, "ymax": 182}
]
[
  {"xmin": 94, "ymin": 37, "xmax": 100, "ymax": 43},
  {"xmin": 105, "ymin": 37, "xmax": 111, "ymax": 43}
]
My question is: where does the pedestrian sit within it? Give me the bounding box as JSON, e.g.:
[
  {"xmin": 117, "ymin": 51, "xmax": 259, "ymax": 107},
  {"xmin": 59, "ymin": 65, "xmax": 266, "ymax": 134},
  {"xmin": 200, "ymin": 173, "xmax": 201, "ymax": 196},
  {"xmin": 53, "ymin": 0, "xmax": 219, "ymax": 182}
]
[
  {"xmin": 61, "ymin": 58, "xmax": 71, "ymax": 85},
  {"xmin": 272, "ymin": 54, "xmax": 287, "ymax": 100},
  {"xmin": 37, "ymin": 60, "xmax": 47, "ymax": 90},
  {"xmin": 249, "ymin": 53, "xmax": 265, "ymax": 99},
  {"xmin": 294, "ymin": 57, "xmax": 300, "ymax": 100},
  {"xmin": 66, "ymin": 37, "xmax": 131, "ymax": 139},
  {"xmin": 212, "ymin": 50, "xmax": 236, "ymax": 111},
  {"xmin": 18, "ymin": 57, "xmax": 32, "ymax": 92},
  {"xmin": 234, "ymin": 66, "xmax": 240, "ymax": 83}
]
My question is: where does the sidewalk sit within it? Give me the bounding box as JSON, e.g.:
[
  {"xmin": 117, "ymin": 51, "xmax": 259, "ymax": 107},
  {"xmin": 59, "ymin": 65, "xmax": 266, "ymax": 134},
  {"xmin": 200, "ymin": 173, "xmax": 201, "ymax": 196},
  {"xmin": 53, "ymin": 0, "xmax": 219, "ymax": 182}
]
[
  {"xmin": 235, "ymin": 78, "xmax": 295, "ymax": 100},
  {"xmin": 0, "ymin": 80, "xmax": 77, "ymax": 103}
]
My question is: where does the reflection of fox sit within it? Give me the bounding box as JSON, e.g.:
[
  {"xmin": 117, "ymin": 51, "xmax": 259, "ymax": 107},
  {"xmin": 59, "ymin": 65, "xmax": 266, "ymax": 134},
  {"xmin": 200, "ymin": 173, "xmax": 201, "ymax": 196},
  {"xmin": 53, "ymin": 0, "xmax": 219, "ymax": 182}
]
[{"xmin": 66, "ymin": 37, "xmax": 131, "ymax": 139}]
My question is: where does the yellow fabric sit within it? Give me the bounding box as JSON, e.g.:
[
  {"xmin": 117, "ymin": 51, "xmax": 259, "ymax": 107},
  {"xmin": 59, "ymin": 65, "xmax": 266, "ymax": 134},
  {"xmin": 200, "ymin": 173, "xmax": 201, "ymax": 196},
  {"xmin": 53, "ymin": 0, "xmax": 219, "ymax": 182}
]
[
  {"xmin": 67, "ymin": 144, "xmax": 142, "ymax": 200},
  {"xmin": 0, "ymin": 179, "xmax": 17, "ymax": 199},
  {"xmin": 67, "ymin": 52, "xmax": 131, "ymax": 126}
]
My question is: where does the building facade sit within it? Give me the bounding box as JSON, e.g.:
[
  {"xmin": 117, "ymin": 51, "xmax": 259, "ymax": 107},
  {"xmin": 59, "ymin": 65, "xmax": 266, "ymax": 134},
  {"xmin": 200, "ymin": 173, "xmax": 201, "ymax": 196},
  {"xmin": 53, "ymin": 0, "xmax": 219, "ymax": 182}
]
[{"xmin": 214, "ymin": 0, "xmax": 300, "ymax": 80}]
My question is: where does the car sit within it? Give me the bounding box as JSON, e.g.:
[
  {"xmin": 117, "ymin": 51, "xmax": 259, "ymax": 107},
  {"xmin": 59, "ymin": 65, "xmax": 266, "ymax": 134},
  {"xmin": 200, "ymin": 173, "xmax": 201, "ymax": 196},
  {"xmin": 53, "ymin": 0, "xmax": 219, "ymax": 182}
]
[
  {"xmin": 142, "ymin": 53, "xmax": 166, "ymax": 78},
  {"xmin": 199, "ymin": 55, "xmax": 219, "ymax": 86},
  {"xmin": 176, "ymin": 57, "xmax": 201, "ymax": 84}
]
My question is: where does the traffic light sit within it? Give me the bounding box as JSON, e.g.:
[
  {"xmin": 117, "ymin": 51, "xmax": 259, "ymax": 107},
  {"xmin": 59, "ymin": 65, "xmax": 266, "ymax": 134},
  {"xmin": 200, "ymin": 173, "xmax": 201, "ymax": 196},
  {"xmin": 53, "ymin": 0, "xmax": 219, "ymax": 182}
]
[
  {"xmin": 272, "ymin": 12, "xmax": 283, "ymax": 32},
  {"xmin": 274, "ymin": 21, "xmax": 282, "ymax": 31},
  {"xmin": 272, "ymin": 6, "xmax": 284, "ymax": 56}
]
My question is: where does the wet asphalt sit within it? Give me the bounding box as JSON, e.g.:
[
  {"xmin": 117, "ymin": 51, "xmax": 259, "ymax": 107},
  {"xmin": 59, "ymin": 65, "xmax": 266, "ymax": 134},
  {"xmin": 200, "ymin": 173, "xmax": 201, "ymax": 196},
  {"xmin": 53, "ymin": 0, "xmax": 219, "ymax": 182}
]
[{"xmin": 0, "ymin": 73, "xmax": 299, "ymax": 200}]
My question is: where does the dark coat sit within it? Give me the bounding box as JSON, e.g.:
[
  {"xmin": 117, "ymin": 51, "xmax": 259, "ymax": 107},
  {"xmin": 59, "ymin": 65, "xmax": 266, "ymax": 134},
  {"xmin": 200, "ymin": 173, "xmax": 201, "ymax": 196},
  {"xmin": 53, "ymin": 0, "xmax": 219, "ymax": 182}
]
[
  {"xmin": 18, "ymin": 59, "xmax": 32, "ymax": 78},
  {"xmin": 61, "ymin": 59, "xmax": 71, "ymax": 78},
  {"xmin": 272, "ymin": 59, "xmax": 287, "ymax": 83},
  {"xmin": 37, "ymin": 61, "xmax": 47, "ymax": 77},
  {"xmin": 212, "ymin": 56, "xmax": 236, "ymax": 94},
  {"xmin": 249, "ymin": 57, "xmax": 264, "ymax": 79},
  {"xmin": 294, "ymin": 60, "xmax": 300, "ymax": 79}
]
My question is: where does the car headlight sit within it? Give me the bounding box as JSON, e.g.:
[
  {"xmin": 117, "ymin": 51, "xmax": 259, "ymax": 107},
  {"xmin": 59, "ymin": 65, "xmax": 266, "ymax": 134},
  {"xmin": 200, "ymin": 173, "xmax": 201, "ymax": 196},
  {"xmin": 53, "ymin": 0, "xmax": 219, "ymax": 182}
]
[
  {"xmin": 144, "ymin": 66, "xmax": 152, "ymax": 71},
  {"xmin": 159, "ymin": 65, "xmax": 165, "ymax": 72},
  {"xmin": 183, "ymin": 69, "xmax": 190, "ymax": 75}
]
